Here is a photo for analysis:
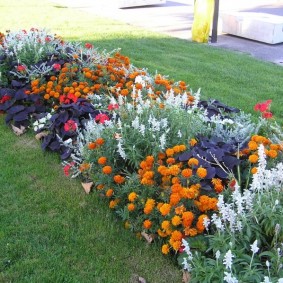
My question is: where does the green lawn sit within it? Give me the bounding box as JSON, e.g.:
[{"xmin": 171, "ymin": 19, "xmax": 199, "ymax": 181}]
[{"xmin": 0, "ymin": 0, "xmax": 282, "ymax": 282}]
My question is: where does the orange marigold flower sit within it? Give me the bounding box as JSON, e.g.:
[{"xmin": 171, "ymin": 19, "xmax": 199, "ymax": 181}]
[
  {"xmin": 166, "ymin": 157, "xmax": 175, "ymax": 165},
  {"xmin": 157, "ymin": 152, "xmax": 166, "ymax": 160},
  {"xmin": 88, "ymin": 142, "xmax": 96, "ymax": 150},
  {"xmin": 127, "ymin": 203, "xmax": 135, "ymax": 211},
  {"xmin": 189, "ymin": 138, "xmax": 197, "ymax": 147},
  {"xmin": 159, "ymin": 203, "xmax": 171, "ymax": 216},
  {"xmin": 128, "ymin": 192, "xmax": 138, "ymax": 202},
  {"xmin": 121, "ymin": 88, "xmax": 129, "ymax": 96},
  {"xmin": 171, "ymin": 183, "xmax": 182, "ymax": 193},
  {"xmin": 143, "ymin": 171, "xmax": 154, "ymax": 179},
  {"xmin": 171, "ymin": 230, "xmax": 183, "ymax": 241},
  {"xmin": 145, "ymin": 155, "xmax": 155, "ymax": 164},
  {"xmin": 102, "ymin": 166, "xmax": 112, "ymax": 174},
  {"xmin": 179, "ymin": 144, "xmax": 186, "ymax": 151},
  {"xmin": 171, "ymin": 240, "xmax": 182, "ymax": 251},
  {"xmin": 251, "ymin": 167, "xmax": 258, "ymax": 174},
  {"xmin": 171, "ymin": 177, "xmax": 180, "ymax": 184},
  {"xmin": 188, "ymin": 158, "xmax": 199, "ymax": 167},
  {"xmin": 109, "ymin": 199, "xmax": 119, "ymax": 209},
  {"xmin": 105, "ymin": 189, "xmax": 114, "ymax": 197},
  {"xmin": 181, "ymin": 168, "xmax": 192, "ymax": 178},
  {"xmin": 170, "ymin": 193, "xmax": 181, "ymax": 206},
  {"xmin": 79, "ymin": 163, "xmax": 90, "ymax": 172},
  {"xmin": 169, "ymin": 165, "xmax": 180, "ymax": 176},
  {"xmin": 184, "ymin": 227, "xmax": 198, "ymax": 236},
  {"xmin": 158, "ymin": 229, "xmax": 167, "ymax": 237},
  {"xmin": 171, "ymin": 215, "xmax": 182, "ymax": 226},
  {"xmin": 96, "ymin": 137, "xmax": 105, "ymax": 146},
  {"xmin": 175, "ymin": 205, "xmax": 186, "ymax": 215},
  {"xmin": 270, "ymin": 144, "xmax": 281, "ymax": 150},
  {"xmin": 196, "ymin": 214, "xmax": 209, "ymax": 233},
  {"xmin": 267, "ymin": 149, "xmax": 278, "ymax": 158},
  {"xmin": 196, "ymin": 167, "xmax": 207, "ymax": 178},
  {"xmin": 161, "ymin": 244, "xmax": 170, "ymax": 255},
  {"xmin": 165, "ymin": 148, "xmax": 174, "ymax": 157},
  {"xmin": 248, "ymin": 140, "xmax": 258, "ymax": 151},
  {"xmin": 143, "ymin": 219, "xmax": 152, "ymax": 229},
  {"xmin": 113, "ymin": 175, "xmax": 125, "ymax": 184},
  {"xmin": 144, "ymin": 205, "xmax": 153, "ymax": 214},
  {"xmin": 98, "ymin": 156, "xmax": 107, "ymax": 165},
  {"xmin": 248, "ymin": 154, "xmax": 259, "ymax": 163},
  {"xmin": 211, "ymin": 178, "xmax": 224, "ymax": 193},
  {"xmin": 182, "ymin": 211, "xmax": 194, "ymax": 228},
  {"xmin": 161, "ymin": 220, "xmax": 171, "ymax": 230},
  {"xmin": 195, "ymin": 195, "xmax": 218, "ymax": 212},
  {"xmin": 96, "ymin": 184, "xmax": 105, "ymax": 190},
  {"xmin": 173, "ymin": 145, "xmax": 181, "ymax": 153}
]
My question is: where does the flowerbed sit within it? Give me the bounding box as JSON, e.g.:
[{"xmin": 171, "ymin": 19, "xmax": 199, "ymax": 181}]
[{"xmin": 0, "ymin": 29, "xmax": 282, "ymax": 283}]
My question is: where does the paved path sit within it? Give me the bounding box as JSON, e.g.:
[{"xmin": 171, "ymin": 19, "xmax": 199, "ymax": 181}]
[{"xmin": 51, "ymin": 0, "xmax": 283, "ymax": 66}]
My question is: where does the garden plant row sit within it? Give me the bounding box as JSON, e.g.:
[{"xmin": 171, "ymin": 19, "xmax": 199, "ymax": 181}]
[{"xmin": 0, "ymin": 29, "xmax": 282, "ymax": 283}]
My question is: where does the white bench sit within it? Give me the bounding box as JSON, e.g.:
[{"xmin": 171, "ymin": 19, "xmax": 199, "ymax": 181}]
[
  {"xmin": 118, "ymin": 0, "xmax": 166, "ymax": 8},
  {"xmin": 220, "ymin": 12, "xmax": 283, "ymax": 44}
]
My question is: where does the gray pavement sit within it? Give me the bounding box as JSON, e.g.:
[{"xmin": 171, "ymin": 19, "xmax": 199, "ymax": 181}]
[{"xmin": 51, "ymin": 0, "xmax": 283, "ymax": 66}]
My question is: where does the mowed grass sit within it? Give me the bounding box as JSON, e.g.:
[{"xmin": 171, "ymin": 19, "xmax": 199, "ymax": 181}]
[
  {"xmin": 0, "ymin": 115, "xmax": 181, "ymax": 282},
  {"xmin": 0, "ymin": 0, "xmax": 282, "ymax": 282},
  {"xmin": 1, "ymin": 0, "xmax": 283, "ymax": 121}
]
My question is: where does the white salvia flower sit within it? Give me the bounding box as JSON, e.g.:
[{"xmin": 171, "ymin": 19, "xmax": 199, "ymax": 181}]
[
  {"xmin": 266, "ymin": 260, "xmax": 270, "ymax": 268},
  {"xmin": 139, "ymin": 124, "xmax": 145, "ymax": 136},
  {"xmin": 223, "ymin": 250, "xmax": 234, "ymax": 270},
  {"xmin": 191, "ymin": 88, "xmax": 201, "ymax": 109},
  {"xmin": 261, "ymin": 276, "xmax": 272, "ymax": 283},
  {"xmin": 118, "ymin": 94, "xmax": 124, "ymax": 106},
  {"xmin": 211, "ymin": 213, "xmax": 224, "ymax": 231},
  {"xmin": 160, "ymin": 118, "xmax": 168, "ymax": 129},
  {"xmin": 203, "ymin": 217, "xmax": 210, "ymax": 231},
  {"xmin": 136, "ymin": 104, "xmax": 143, "ymax": 114},
  {"xmin": 117, "ymin": 140, "xmax": 126, "ymax": 160},
  {"xmin": 159, "ymin": 133, "xmax": 166, "ymax": 150},
  {"xmin": 224, "ymin": 271, "xmax": 238, "ymax": 283},
  {"xmin": 117, "ymin": 119, "xmax": 122, "ymax": 130},
  {"xmin": 177, "ymin": 130, "xmax": 182, "ymax": 138},
  {"xmin": 38, "ymin": 117, "xmax": 47, "ymax": 124},
  {"xmin": 181, "ymin": 239, "xmax": 193, "ymax": 261},
  {"xmin": 182, "ymin": 258, "xmax": 192, "ymax": 271},
  {"xmin": 250, "ymin": 240, "xmax": 259, "ymax": 254},
  {"xmin": 126, "ymin": 103, "xmax": 134, "ymax": 111},
  {"xmin": 277, "ymin": 278, "xmax": 283, "ymax": 283},
  {"xmin": 135, "ymin": 75, "xmax": 145, "ymax": 87},
  {"xmin": 215, "ymin": 250, "xmax": 221, "ymax": 260},
  {"xmin": 131, "ymin": 116, "xmax": 140, "ymax": 129}
]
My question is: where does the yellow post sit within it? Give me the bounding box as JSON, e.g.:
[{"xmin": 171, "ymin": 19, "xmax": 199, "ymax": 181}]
[{"xmin": 192, "ymin": 0, "xmax": 215, "ymax": 43}]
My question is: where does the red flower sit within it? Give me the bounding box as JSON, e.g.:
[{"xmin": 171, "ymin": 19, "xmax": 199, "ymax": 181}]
[
  {"xmin": 254, "ymin": 100, "xmax": 272, "ymax": 113},
  {"xmin": 95, "ymin": 113, "xmax": 110, "ymax": 124},
  {"xmin": 45, "ymin": 36, "xmax": 51, "ymax": 42},
  {"xmin": 107, "ymin": 103, "xmax": 119, "ymax": 111},
  {"xmin": 262, "ymin": 111, "xmax": 273, "ymax": 119},
  {"xmin": 63, "ymin": 161, "xmax": 75, "ymax": 176},
  {"xmin": 53, "ymin": 63, "xmax": 61, "ymax": 71},
  {"xmin": 85, "ymin": 43, "xmax": 93, "ymax": 49},
  {"xmin": 254, "ymin": 99, "xmax": 273, "ymax": 119},
  {"xmin": 59, "ymin": 93, "xmax": 78, "ymax": 104},
  {"xmin": 16, "ymin": 65, "xmax": 26, "ymax": 72},
  {"xmin": 64, "ymin": 120, "xmax": 77, "ymax": 132},
  {"xmin": 0, "ymin": 95, "xmax": 11, "ymax": 104}
]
